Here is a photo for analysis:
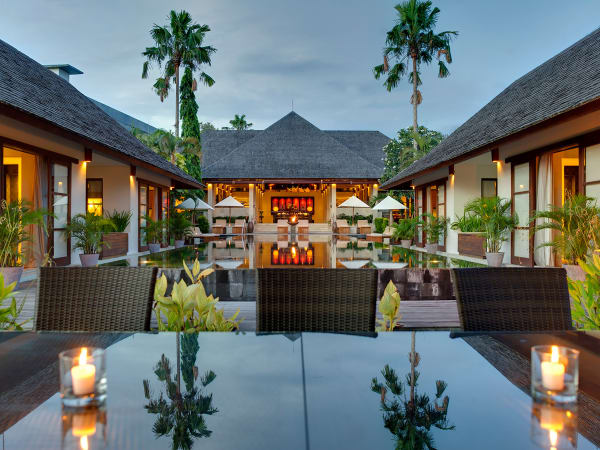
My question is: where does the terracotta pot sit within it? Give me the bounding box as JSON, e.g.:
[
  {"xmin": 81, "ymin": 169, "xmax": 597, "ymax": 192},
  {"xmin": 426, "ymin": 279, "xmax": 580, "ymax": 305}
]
[
  {"xmin": 425, "ymin": 243, "xmax": 439, "ymax": 254},
  {"xmin": 148, "ymin": 243, "xmax": 161, "ymax": 253},
  {"xmin": 563, "ymin": 264, "xmax": 585, "ymax": 282},
  {"xmin": 486, "ymin": 252, "xmax": 504, "ymax": 267},
  {"xmin": 401, "ymin": 239, "xmax": 412, "ymax": 249},
  {"xmin": 174, "ymin": 240, "xmax": 185, "ymax": 249},
  {"xmin": 0, "ymin": 266, "xmax": 24, "ymax": 286},
  {"xmin": 79, "ymin": 254, "xmax": 99, "ymax": 267}
]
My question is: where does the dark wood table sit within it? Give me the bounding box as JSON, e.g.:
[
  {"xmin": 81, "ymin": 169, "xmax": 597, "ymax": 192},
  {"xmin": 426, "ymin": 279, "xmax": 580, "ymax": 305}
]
[{"xmin": 0, "ymin": 331, "xmax": 598, "ymax": 449}]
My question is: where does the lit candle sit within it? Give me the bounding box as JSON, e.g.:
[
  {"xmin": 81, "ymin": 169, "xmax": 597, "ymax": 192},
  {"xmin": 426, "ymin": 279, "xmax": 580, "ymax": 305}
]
[
  {"xmin": 541, "ymin": 346, "xmax": 565, "ymax": 391},
  {"xmin": 71, "ymin": 348, "xmax": 96, "ymax": 396}
]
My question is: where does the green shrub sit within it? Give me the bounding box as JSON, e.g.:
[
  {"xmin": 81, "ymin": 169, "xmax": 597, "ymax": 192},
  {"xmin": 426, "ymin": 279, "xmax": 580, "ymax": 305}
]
[
  {"xmin": 337, "ymin": 213, "xmax": 373, "ymax": 225},
  {"xmin": 568, "ymin": 252, "xmax": 600, "ymax": 329},
  {"xmin": 0, "ymin": 273, "xmax": 28, "ymax": 330},
  {"xmin": 392, "ymin": 218, "xmax": 418, "ymax": 240},
  {"xmin": 197, "ymin": 215, "xmax": 209, "ymax": 233},
  {"xmin": 374, "ymin": 217, "xmax": 389, "ymax": 233},
  {"xmin": 104, "ymin": 209, "xmax": 132, "ymax": 232},
  {"xmin": 421, "ymin": 213, "xmax": 449, "ymax": 243},
  {"xmin": 450, "ymin": 213, "xmax": 484, "ymax": 232},
  {"xmin": 169, "ymin": 211, "xmax": 192, "ymax": 240},
  {"xmin": 64, "ymin": 213, "xmax": 114, "ymax": 254}
]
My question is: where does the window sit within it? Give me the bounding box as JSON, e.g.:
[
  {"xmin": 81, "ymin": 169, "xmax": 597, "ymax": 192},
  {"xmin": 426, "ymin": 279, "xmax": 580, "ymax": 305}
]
[
  {"xmin": 86, "ymin": 179, "xmax": 103, "ymax": 216},
  {"xmin": 585, "ymin": 143, "xmax": 600, "ymax": 203},
  {"xmin": 481, "ymin": 178, "xmax": 497, "ymax": 198},
  {"xmin": 511, "ymin": 161, "xmax": 534, "ymax": 266}
]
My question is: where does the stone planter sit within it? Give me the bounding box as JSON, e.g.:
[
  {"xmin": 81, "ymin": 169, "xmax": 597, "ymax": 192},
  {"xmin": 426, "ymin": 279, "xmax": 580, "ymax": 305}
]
[
  {"xmin": 100, "ymin": 232, "xmax": 128, "ymax": 259},
  {"xmin": 148, "ymin": 243, "xmax": 161, "ymax": 253},
  {"xmin": 79, "ymin": 253, "xmax": 99, "ymax": 267},
  {"xmin": 425, "ymin": 243, "xmax": 439, "ymax": 254},
  {"xmin": 563, "ymin": 264, "xmax": 585, "ymax": 282},
  {"xmin": 0, "ymin": 266, "xmax": 24, "ymax": 286},
  {"xmin": 174, "ymin": 240, "xmax": 185, "ymax": 249},
  {"xmin": 457, "ymin": 232, "xmax": 486, "ymax": 258},
  {"xmin": 401, "ymin": 239, "xmax": 412, "ymax": 249},
  {"xmin": 486, "ymin": 252, "xmax": 504, "ymax": 267}
]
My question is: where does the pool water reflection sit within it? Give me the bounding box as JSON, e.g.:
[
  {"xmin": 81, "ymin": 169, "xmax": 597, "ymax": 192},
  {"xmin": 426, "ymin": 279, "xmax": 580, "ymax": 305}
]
[{"xmin": 105, "ymin": 234, "xmax": 484, "ymax": 270}]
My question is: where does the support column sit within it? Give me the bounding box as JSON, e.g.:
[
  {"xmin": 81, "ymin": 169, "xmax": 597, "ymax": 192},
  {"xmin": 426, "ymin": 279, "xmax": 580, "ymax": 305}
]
[
  {"xmin": 128, "ymin": 172, "xmax": 138, "ymax": 255},
  {"xmin": 330, "ymin": 183, "xmax": 337, "ymax": 224},
  {"xmin": 207, "ymin": 183, "xmax": 214, "ymax": 228},
  {"xmin": 248, "ymin": 183, "xmax": 255, "ymax": 222}
]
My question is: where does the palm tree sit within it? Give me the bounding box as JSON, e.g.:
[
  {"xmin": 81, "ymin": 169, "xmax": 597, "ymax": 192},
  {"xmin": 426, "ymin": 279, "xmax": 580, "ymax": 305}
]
[
  {"xmin": 142, "ymin": 10, "xmax": 216, "ymax": 137},
  {"xmin": 143, "ymin": 333, "xmax": 217, "ymax": 449},
  {"xmin": 371, "ymin": 332, "xmax": 454, "ymax": 449},
  {"xmin": 373, "ymin": 0, "xmax": 457, "ymax": 148},
  {"xmin": 229, "ymin": 114, "xmax": 253, "ymax": 131}
]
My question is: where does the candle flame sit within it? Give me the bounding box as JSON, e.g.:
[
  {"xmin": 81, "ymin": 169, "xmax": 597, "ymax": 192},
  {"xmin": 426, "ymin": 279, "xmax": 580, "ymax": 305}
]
[
  {"xmin": 80, "ymin": 436, "xmax": 88, "ymax": 450},
  {"xmin": 79, "ymin": 348, "xmax": 88, "ymax": 366},
  {"xmin": 549, "ymin": 429, "xmax": 558, "ymax": 447},
  {"xmin": 551, "ymin": 346, "xmax": 559, "ymax": 363}
]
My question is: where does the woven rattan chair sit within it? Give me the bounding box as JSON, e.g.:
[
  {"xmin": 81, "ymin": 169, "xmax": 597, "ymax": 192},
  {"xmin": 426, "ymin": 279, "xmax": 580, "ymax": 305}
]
[
  {"xmin": 357, "ymin": 220, "xmax": 371, "ymax": 234},
  {"xmin": 212, "ymin": 219, "xmax": 227, "ymax": 234},
  {"xmin": 257, "ymin": 268, "xmax": 377, "ymax": 332},
  {"xmin": 35, "ymin": 267, "xmax": 158, "ymax": 332},
  {"xmin": 336, "ymin": 219, "xmax": 350, "ymax": 234},
  {"xmin": 232, "ymin": 219, "xmax": 246, "ymax": 234},
  {"xmin": 450, "ymin": 268, "xmax": 573, "ymax": 331}
]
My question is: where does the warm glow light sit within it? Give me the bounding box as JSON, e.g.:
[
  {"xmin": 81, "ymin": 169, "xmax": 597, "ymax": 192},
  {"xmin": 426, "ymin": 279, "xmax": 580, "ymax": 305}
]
[
  {"xmin": 549, "ymin": 429, "xmax": 558, "ymax": 447},
  {"xmin": 410, "ymin": 185, "xmax": 415, "ymax": 190},
  {"xmin": 207, "ymin": 183, "xmax": 213, "ymax": 188},
  {"xmin": 79, "ymin": 348, "xmax": 87, "ymax": 366},
  {"xmin": 541, "ymin": 346, "xmax": 565, "ymax": 391},
  {"xmin": 80, "ymin": 436, "xmax": 89, "ymax": 450}
]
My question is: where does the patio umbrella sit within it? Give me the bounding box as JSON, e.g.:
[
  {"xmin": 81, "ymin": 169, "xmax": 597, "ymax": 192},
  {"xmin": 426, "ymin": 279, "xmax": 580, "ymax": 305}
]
[
  {"xmin": 372, "ymin": 195, "xmax": 407, "ymax": 224},
  {"xmin": 177, "ymin": 198, "xmax": 214, "ymax": 211},
  {"xmin": 214, "ymin": 196, "xmax": 245, "ymax": 225},
  {"xmin": 338, "ymin": 195, "xmax": 370, "ymax": 225}
]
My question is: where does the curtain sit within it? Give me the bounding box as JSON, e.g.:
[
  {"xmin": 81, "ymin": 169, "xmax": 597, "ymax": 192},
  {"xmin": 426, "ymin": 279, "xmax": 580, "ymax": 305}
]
[
  {"xmin": 30, "ymin": 155, "xmax": 48, "ymax": 267},
  {"xmin": 534, "ymin": 152, "xmax": 554, "ymax": 266}
]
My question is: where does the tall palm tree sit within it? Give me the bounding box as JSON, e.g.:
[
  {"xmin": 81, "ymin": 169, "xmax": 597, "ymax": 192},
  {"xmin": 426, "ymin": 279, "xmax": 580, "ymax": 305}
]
[
  {"xmin": 229, "ymin": 114, "xmax": 253, "ymax": 131},
  {"xmin": 142, "ymin": 10, "xmax": 216, "ymax": 137},
  {"xmin": 374, "ymin": 0, "xmax": 457, "ymax": 148}
]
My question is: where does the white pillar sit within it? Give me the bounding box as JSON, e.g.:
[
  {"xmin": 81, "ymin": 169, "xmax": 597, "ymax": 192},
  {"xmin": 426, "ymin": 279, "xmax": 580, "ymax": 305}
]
[
  {"xmin": 248, "ymin": 183, "xmax": 255, "ymax": 222},
  {"xmin": 128, "ymin": 174, "xmax": 138, "ymax": 254},
  {"xmin": 330, "ymin": 183, "xmax": 337, "ymax": 224},
  {"xmin": 207, "ymin": 183, "xmax": 214, "ymax": 228},
  {"xmin": 71, "ymin": 161, "xmax": 87, "ymax": 262}
]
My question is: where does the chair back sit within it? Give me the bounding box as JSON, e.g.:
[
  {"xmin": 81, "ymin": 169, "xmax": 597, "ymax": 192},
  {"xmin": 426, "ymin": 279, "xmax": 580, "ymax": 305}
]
[
  {"xmin": 277, "ymin": 219, "xmax": 288, "ymax": 226},
  {"xmin": 357, "ymin": 220, "xmax": 369, "ymax": 227},
  {"xmin": 35, "ymin": 267, "xmax": 158, "ymax": 332},
  {"xmin": 257, "ymin": 268, "xmax": 377, "ymax": 332},
  {"xmin": 298, "ymin": 220, "xmax": 309, "ymax": 226},
  {"xmin": 215, "ymin": 219, "xmax": 226, "ymax": 226},
  {"xmin": 193, "ymin": 227, "xmax": 201, "ymax": 235},
  {"xmin": 336, "ymin": 219, "xmax": 349, "ymax": 227},
  {"xmin": 451, "ymin": 268, "xmax": 573, "ymax": 331},
  {"xmin": 234, "ymin": 219, "xmax": 246, "ymax": 227}
]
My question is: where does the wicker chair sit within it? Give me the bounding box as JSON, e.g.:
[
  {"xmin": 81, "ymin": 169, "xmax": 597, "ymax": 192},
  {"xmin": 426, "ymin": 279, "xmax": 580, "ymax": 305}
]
[
  {"xmin": 257, "ymin": 268, "xmax": 377, "ymax": 332},
  {"xmin": 298, "ymin": 219, "xmax": 309, "ymax": 235},
  {"xmin": 336, "ymin": 219, "xmax": 351, "ymax": 234},
  {"xmin": 232, "ymin": 219, "xmax": 246, "ymax": 235},
  {"xmin": 35, "ymin": 267, "xmax": 158, "ymax": 332},
  {"xmin": 450, "ymin": 268, "xmax": 573, "ymax": 331},
  {"xmin": 277, "ymin": 219, "xmax": 289, "ymax": 235},
  {"xmin": 212, "ymin": 219, "xmax": 227, "ymax": 234},
  {"xmin": 357, "ymin": 220, "xmax": 371, "ymax": 234}
]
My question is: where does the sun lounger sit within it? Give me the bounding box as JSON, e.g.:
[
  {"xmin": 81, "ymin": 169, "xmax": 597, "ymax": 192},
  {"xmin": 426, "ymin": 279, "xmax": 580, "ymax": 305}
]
[
  {"xmin": 212, "ymin": 219, "xmax": 227, "ymax": 234},
  {"xmin": 298, "ymin": 219, "xmax": 309, "ymax": 234},
  {"xmin": 232, "ymin": 219, "xmax": 246, "ymax": 234},
  {"xmin": 357, "ymin": 220, "xmax": 371, "ymax": 234},
  {"xmin": 366, "ymin": 226, "xmax": 393, "ymax": 243},
  {"xmin": 336, "ymin": 219, "xmax": 350, "ymax": 234},
  {"xmin": 277, "ymin": 219, "xmax": 288, "ymax": 235}
]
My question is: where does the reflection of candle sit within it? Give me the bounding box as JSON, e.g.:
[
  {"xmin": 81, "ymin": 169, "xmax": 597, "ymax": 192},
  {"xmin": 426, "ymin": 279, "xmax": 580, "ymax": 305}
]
[
  {"xmin": 71, "ymin": 348, "xmax": 96, "ymax": 396},
  {"xmin": 540, "ymin": 405, "xmax": 564, "ymax": 432},
  {"xmin": 549, "ymin": 429, "xmax": 558, "ymax": 449},
  {"xmin": 541, "ymin": 346, "xmax": 565, "ymax": 391},
  {"xmin": 80, "ymin": 435, "xmax": 89, "ymax": 450}
]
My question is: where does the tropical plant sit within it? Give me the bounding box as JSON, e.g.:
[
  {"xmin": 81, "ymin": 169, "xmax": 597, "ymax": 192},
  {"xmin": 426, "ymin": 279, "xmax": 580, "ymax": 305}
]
[
  {"xmin": 153, "ymin": 259, "xmax": 242, "ymax": 331},
  {"xmin": 377, "ymin": 281, "xmax": 402, "ymax": 331},
  {"xmin": 180, "ymin": 66, "xmax": 203, "ymax": 182},
  {"xmin": 380, "ymin": 127, "xmax": 445, "ymax": 182},
  {"xmin": 337, "ymin": 213, "xmax": 373, "ymax": 225},
  {"xmin": 371, "ymin": 332, "xmax": 454, "ymax": 449},
  {"xmin": 421, "ymin": 213, "xmax": 448, "ymax": 244},
  {"xmin": 464, "ymin": 197, "xmax": 517, "ymax": 253},
  {"xmin": 143, "ymin": 334, "xmax": 217, "ymax": 449},
  {"xmin": 142, "ymin": 10, "xmax": 216, "ymax": 138},
  {"xmin": 373, "ymin": 0, "xmax": 457, "ymax": 148},
  {"xmin": 531, "ymin": 194, "xmax": 600, "ymax": 265},
  {"xmin": 169, "ymin": 211, "xmax": 193, "ymax": 241},
  {"xmin": 568, "ymin": 252, "xmax": 600, "ymax": 330},
  {"xmin": 392, "ymin": 218, "xmax": 418, "ymax": 240},
  {"xmin": 63, "ymin": 213, "xmax": 114, "ymax": 255},
  {"xmin": 0, "ymin": 200, "xmax": 50, "ymax": 267},
  {"xmin": 197, "ymin": 215, "xmax": 209, "ymax": 234},
  {"xmin": 0, "ymin": 273, "xmax": 28, "ymax": 330},
  {"xmin": 374, "ymin": 217, "xmax": 389, "ymax": 234},
  {"xmin": 228, "ymin": 114, "xmax": 253, "ymax": 131},
  {"xmin": 144, "ymin": 216, "xmax": 166, "ymax": 245},
  {"xmin": 104, "ymin": 209, "xmax": 132, "ymax": 233},
  {"xmin": 450, "ymin": 213, "xmax": 485, "ymax": 233}
]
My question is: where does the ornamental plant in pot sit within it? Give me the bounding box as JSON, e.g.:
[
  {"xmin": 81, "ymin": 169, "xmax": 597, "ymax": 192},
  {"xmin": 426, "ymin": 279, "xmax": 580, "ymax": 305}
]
[
  {"xmin": 421, "ymin": 213, "xmax": 448, "ymax": 254},
  {"xmin": 101, "ymin": 210, "xmax": 132, "ymax": 259},
  {"xmin": 0, "ymin": 200, "xmax": 50, "ymax": 285},
  {"xmin": 64, "ymin": 213, "xmax": 114, "ymax": 267},
  {"xmin": 144, "ymin": 216, "xmax": 165, "ymax": 253},
  {"xmin": 169, "ymin": 210, "xmax": 192, "ymax": 249},
  {"xmin": 531, "ymin": 195, "xmax": 600, "ymax": 280},
  {"xmin": 392, "ymin": 218, "xmax": 418, "ymax": 248},
  {"xmin": 465, "ymin": 197, "xmax": 517, "ymax": 267}
]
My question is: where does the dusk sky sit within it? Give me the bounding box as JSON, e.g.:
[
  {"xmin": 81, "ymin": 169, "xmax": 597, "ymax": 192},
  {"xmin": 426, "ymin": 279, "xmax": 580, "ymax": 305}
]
[{"xmin": 2, "ymin": 0, "xmax": 599, "ymax": 138}]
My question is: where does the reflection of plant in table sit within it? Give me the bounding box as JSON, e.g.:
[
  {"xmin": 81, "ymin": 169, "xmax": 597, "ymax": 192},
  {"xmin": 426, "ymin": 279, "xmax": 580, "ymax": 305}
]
[
  {"xmin": 377, "ymin": 281, "xmax": 402, "ymax": 331},
  {"xmin": 143, "ymin": 333, "xmax": 217, "ymax": 449},
  {"xmin": 568, "ymin": 251, "xmax": 600, "ymax": 329},
  {"xmin": 0, "ymin": 273, "xmax": 28, "ymax": 330},
  {"xmin": 371, "ymin": 332, "xmax": 454, "ymax": 449}
]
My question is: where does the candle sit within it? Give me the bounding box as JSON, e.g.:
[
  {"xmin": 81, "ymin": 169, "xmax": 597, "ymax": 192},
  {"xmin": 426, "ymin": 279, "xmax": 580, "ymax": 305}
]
[
  {"xmin": 541, "ymin": 346, "xmax": 565, "ymax": 391},
  {"xmin": 71, "ymin": 348, "xmax": 96, "ymax": 396}
]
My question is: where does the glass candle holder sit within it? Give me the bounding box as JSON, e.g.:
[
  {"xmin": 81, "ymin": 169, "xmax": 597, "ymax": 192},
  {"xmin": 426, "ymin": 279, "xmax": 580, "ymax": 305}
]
[
  {"xmin": 61, "ymin": 405, "xmax": 107, "ymax": 450},
  {"xmin": 530, "ymin": 401, "xmax": 577, "ymax": 449},
  {"xmin": 531, "ymin": 345, "xmax": 579, "ymax": 404},
  {"xmin": 59, "ymin": 347, "xmax": 107, "ymax": 407}
]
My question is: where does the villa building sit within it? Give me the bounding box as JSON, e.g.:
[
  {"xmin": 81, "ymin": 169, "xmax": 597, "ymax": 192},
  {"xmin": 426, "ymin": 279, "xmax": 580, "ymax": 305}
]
[
  {"xmin": 382, "ymin": 27, "xmax": 600, "ymax": 266},
  {"xmin": 0, "ymin": 39, "xmax": 201, "ymax": 265},
  {"xmin": 201, "ymin": 111, "xmax": 390, "ymax": 231}
]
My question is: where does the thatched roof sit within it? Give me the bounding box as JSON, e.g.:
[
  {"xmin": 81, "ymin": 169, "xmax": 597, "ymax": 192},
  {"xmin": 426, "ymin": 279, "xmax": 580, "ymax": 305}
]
[
  {"xmin": 382, "ymin": 27, "xmax": 600, "ymax": 188},
  {"xmin": 202, "ymin": 112, "xmax": 389, "ymax": 180}
]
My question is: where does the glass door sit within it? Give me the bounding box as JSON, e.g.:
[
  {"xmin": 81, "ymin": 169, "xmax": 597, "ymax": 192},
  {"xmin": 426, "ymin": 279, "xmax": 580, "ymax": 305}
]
[
  {"xmin": 50, "ymin": 163, "xmax": 70, "ymax": 265},
  {"xmin": 138, "ymin": 183, "xmax": 148, "ymax": 251},
  {"xmin": 437, "ymin": 182, "xmax": 446, "ymax": 250},
  {"xmin": 415, "ymin": 188, "xmax": 424, "ymax": 246},
  {"xmin": 511, "ymin": 161, "xmax": 534, "ymax": 266}
]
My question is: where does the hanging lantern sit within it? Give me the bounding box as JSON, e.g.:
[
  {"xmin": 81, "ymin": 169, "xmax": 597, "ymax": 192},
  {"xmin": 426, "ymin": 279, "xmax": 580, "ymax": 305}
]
[
  {"xmin": 272, "ymin": 249, "xmax": 279, "ymax": 265},
  {"xmin": 293, "ymin": 198, "xmax": 299, "ymax": 209},
  {"xmin": 286, "ymin": 198, "xmax": 292, "ymax": 209},
  {"xmin": 307, "ymin": 198, "xmax": 313, "ymax": 212},
  {"xmin": 272, "ymin": 198, "xmax": 278, "ymax": 211},
  {"xmin": 279, "ymin": 198, "xmax": 286, "ymax": 210},
  {"xmin": 300, "ymin": 198, "xmax": 306, "ymax": 211},
  {"xmin": 307, "ymin": 249, "xmax": 313, "ymax": 265}
]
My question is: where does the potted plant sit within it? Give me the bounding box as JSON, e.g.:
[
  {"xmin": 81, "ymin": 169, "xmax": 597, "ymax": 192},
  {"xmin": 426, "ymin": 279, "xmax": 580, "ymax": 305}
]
[
  {"xmin": 169, "ymin": 211, "xmax": 192, "ymax": 249},
  {"xmin": 101, "ymin": 210, "xmax": 132, "ymax": 259},
  {"xmin": 464, "ymin": 196, "xmax": 517, "ymax": 267},
  {"xmin": 451, "ymin": 209, "xmax": 486, "ymax": 258},
  {"xmin": 392, "ymin": 218, "xmax": 417, "ymax": 248},
  {"xmin": 532, "ymin": 194, "xmax": 600, "ymax": 280},
  {"xmin": 421, "ymin": 213, "xmax": 448, "ymax": 254},
  {"xmin": 144, "ymin": 216, "xmax": 165, "ymax": 253},
  {"xmin": 0, "ymin": 200, "xmax": 50, "ymax": 285},
  {"xmin": 64, "ymin": 213, "xmax": 114, "ymax": 267}
]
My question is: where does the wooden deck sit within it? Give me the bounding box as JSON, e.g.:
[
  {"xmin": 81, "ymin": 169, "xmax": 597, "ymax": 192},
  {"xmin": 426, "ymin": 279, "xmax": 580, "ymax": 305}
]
[{"xmin": 12, "ymin": 284, "xmax": 460, "ymax": 331}]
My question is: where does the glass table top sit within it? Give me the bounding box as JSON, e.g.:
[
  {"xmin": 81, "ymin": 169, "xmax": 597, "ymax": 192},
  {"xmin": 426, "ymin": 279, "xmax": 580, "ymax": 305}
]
[{"xmin": 0, "ymin": 331, "xmax": 597, "ymax": 449}]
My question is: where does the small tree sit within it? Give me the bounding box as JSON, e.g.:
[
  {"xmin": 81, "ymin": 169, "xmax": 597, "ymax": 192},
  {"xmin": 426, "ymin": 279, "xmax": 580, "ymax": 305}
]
[{"xmin": 228, "ymin": 114, "xmax": 253, "ymax": 130}]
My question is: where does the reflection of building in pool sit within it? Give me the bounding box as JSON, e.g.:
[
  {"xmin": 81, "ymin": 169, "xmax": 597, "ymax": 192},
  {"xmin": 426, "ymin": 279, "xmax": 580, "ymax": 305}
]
[{"xmin": 201, "ymin": 112, "xmax": 390, "ymax": 230}]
